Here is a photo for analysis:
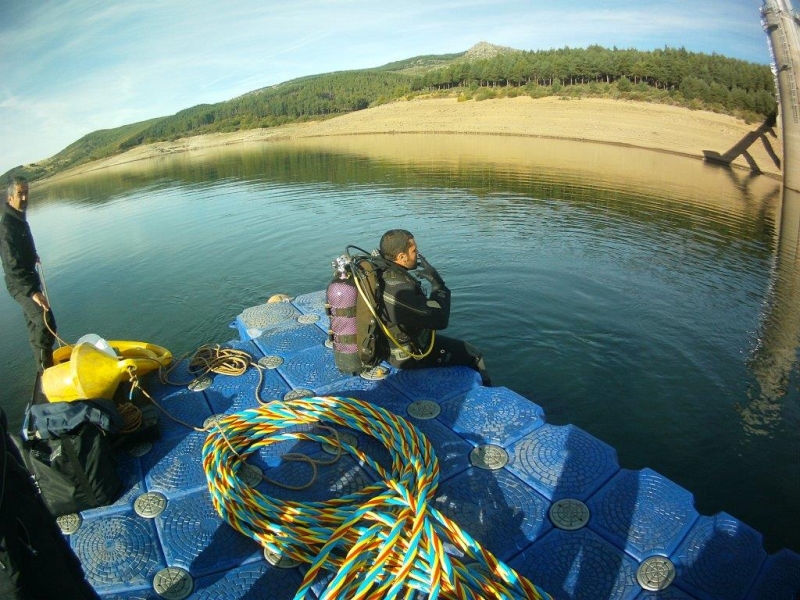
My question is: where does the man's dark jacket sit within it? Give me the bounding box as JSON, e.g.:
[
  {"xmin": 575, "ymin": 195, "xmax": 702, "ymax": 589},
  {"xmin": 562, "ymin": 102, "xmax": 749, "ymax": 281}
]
[{"xmin": 0, "ymin": 202, "xmax": 41, "ymax": 299}]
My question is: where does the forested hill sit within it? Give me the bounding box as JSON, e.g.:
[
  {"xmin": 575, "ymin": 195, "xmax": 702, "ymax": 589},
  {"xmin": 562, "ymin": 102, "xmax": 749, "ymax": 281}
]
[{"xmin": 7, "ymin": 42, "xmax": 776, "ymax": 183}]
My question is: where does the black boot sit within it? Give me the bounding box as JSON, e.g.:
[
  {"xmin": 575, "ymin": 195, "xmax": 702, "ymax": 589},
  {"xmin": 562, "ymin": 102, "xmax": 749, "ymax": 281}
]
[{"xmin": 476, "ymin": 356, "xmax": 492, "ymax": 386}]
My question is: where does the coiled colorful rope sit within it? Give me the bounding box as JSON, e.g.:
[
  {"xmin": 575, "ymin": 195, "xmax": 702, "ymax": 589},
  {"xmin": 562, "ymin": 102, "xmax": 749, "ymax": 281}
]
[{"xmin": 202, "ymin": 395, "xmax": 551, "ymax": 600}]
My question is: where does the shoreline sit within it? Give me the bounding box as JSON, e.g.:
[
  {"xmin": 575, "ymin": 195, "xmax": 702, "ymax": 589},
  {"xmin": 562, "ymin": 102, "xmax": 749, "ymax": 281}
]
[{"xmin": 42, "ymin": 96, "xmax": 783, "ymax": 183}]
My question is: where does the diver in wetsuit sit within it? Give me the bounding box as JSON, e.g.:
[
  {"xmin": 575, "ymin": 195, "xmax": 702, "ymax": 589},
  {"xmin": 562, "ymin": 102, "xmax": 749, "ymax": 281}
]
[{"xmin": 378, "ymin": 229, "xmax": 491, "ymax": 385}]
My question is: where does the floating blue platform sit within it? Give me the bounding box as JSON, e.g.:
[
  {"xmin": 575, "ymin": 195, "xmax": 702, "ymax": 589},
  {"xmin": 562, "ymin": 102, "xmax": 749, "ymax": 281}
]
[{"xmin": 63, "ymin": 291, "xmax": 800, "ymax": 599}]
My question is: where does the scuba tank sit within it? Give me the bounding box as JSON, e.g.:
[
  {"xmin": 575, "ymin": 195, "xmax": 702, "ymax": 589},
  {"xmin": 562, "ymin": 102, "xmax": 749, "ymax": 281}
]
[{"xmin": 326, "ymin": 254, "xmax": 362, "ymax": 374}]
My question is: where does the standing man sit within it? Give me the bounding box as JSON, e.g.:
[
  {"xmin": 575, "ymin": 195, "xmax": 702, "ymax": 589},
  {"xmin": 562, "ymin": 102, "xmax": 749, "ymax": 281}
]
[
  {"xmin": 378, "ymin": 228, "xmax": 491, "ymax": 385},
  {"xmin": 1, "ymin": 176, "xmax": 56, "ymax": 372}
]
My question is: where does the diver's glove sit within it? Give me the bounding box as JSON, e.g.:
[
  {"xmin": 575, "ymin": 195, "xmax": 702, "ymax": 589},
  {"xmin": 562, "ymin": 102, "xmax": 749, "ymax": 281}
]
[{"xmin": 416, "ymin": 254, "xmax": 444, "ymax": 290}]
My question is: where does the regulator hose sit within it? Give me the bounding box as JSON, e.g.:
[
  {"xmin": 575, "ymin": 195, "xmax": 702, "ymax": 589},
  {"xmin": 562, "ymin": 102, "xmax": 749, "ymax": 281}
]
[{"xmin": 202, "ymin": 395, "xmax": 551, "ymax": 600}]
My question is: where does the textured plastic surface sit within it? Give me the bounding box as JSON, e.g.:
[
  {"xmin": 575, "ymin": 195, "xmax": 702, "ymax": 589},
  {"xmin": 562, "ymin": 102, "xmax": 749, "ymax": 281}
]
[
  {"xmin": 506, "ymin": 423, "xmax": 620, "ymax": 501},
  {"xmin": 433, "ymin": 467, "xmax": 552, "ymax": 562},
  {"xmin": 72, "ymin": 509, "xmax": 166, "ymax": 595},
  {"xmin": 277, "ymin": 343, "xmax": 351, "ymax": 390},
  {"xmin": 155, "ymin": 490, "xmax": 263, "ymax": 577},
  {"xmin": 142, "ymin": 431, "xmax": 210, "ymax": 497},
  {"xmin": 634, "ymin": 586, "xmax": 698, "ymax": 599},
  {"xmin": 588, "ymin": 468, "xmax": 699, "ymax": 560},
  {"xmin": 746, "ymin": 548, "xmax": 800, "ymax": 600},
  {"xmin": 235, "ymin": 302, "xmax": 300, "ymax": 339},
  {"xmin": 253, "ymin": 320, "xmax": 328, "ymax": 356},
  {"xmin": 405, "ymin": 413, "xmax": 474, "ymax": 482},
  {"xmin": 510, "ymin": 527, "xmax": 641, "ymax": 600},
  {"xmin": 190, "ymin": 561, "xmax": 306, "ymax": 599},
  {"xmin": 386, "ymin": 364, "xmax": 481, "ymax": 401},
  {"xmin": 316, "ymin": 372, "xmax": 411, "ymax": 415},
  {"xmin": 670, "ymin": 513, "xmax": 767, "ymax": 600},
  {"xmin": 292, "ymin": 289, "xmax": 330, "ymax": 328},
  {"xmin": 438, "ymin": 386, "xmax": 545, "ymax": 447},
  {"xmin": 70, "ymin": 294, "xmax": 798, "ymax": 600},
  {"xmin": 204, "ymin": 363, "xmax": 290, "ymax": 414},
  {"xmin": 151, "ymin": 388, "xmax": 213, "ymax": 441}
]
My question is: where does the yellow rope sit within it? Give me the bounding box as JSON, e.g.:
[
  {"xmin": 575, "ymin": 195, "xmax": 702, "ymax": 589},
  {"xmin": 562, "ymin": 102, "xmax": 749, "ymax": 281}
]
[
  {"xmin": 40, "ymin": 304, "xmax": 68, "ymax": 348},
  {"xmin": 117, "ymin": 401, "xmax": 142, "ymax": 433},
  {"xmin": 155, "ymin": 344, "xmax": 272, "ymax": 405}
]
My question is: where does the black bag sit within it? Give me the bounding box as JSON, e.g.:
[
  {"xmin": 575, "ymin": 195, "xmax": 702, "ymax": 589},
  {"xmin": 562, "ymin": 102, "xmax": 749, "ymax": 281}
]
[
  {"xmin": 11, "ymin": 377, "xmax": 122, "ymax": 516},
  {"xmin": 26, "ymin": 398, "xmax": 122, "ymax": 440},
  {"xmin": 13, "ymin": 408, "xmax": 121, "ymax": 516},
  {"xmin": 0, "ymin": 408, "xmax": 101, "ymax": 599}
]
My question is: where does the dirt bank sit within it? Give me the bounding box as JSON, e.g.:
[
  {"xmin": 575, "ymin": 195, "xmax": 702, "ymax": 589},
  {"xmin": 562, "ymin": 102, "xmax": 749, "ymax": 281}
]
[{"xmin": 45, "ymin": 96, "xmax": 783, "ymax": 182}]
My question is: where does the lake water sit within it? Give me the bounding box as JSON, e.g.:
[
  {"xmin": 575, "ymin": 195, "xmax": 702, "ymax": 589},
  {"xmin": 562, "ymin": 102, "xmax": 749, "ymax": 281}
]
[{"xmin": 2, "ymin": 134, "xmax": 797, "ymax": 554}]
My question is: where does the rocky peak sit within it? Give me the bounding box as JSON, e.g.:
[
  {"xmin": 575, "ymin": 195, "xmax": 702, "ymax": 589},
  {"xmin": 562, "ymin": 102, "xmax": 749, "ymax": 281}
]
[{"xmin": 464, "ymin": 41, "xmax": 516, "ymax": 59}]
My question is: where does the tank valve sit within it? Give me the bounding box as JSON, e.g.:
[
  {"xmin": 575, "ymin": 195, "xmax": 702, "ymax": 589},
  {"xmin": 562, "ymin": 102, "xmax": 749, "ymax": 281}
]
[{"xmin": 332, "ymin": 254, "xmax": 351, "ymax": 279}]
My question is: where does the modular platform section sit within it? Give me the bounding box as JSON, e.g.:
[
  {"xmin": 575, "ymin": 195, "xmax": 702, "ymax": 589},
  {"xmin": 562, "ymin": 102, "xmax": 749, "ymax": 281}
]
[{"xmin": 61, "ymin": 291, "xmax": 800, "ymax": 600}]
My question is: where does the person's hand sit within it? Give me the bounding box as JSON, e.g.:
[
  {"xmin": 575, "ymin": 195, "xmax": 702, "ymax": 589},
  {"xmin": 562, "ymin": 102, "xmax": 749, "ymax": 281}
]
[
  {"xmin": 31, "ymin": 291, "xmax": 50, "ymax": 312},
  {"xmin": 417, "ymin": 254, "xmax": 444, "ymax": 288}
]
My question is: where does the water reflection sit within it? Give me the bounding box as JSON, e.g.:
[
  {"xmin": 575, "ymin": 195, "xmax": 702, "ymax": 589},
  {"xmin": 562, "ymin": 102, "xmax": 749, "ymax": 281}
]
[
  {"xmin": 746, "ymin": 187, "xmax": 800, "ymax": 431},
  {"xmin": 12, "ymin": 135, "xmax": 796, "ymax": 553},
  {"xmin": 38, "ymin": 135, "xmax": 781, "ymax": 222}
]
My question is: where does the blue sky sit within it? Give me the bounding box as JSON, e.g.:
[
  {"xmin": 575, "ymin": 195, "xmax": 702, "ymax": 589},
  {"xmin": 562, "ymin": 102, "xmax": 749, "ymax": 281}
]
[{"xmin": 0, "ymin": 0, "xmax": 774, "ymax": 174}]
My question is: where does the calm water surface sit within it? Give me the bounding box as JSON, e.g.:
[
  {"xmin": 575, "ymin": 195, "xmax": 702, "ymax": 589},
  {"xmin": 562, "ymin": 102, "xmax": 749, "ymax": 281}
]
[{"xmin": 2, "ymin": 134, "xmax": 797, "ymax": 553}]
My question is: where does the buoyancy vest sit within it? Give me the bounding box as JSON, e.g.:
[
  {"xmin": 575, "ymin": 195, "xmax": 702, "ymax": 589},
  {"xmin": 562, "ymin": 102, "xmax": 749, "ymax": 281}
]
[{"xmin": 354, "ymin": 257, "xmax": 387, "ymax": 368}]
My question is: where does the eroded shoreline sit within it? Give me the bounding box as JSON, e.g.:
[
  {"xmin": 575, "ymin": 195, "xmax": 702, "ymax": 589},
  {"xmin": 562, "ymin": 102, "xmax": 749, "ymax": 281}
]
[{"xmin": 42, "ymin": 96, "xmax": 783, "ymax": 183}]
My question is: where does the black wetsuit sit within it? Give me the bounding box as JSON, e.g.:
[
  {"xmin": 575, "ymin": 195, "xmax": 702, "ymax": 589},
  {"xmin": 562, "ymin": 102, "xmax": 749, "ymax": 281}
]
[
  {"xmin": 379, "ymin": 262, "xmax": 490, "ymax": 384},
  {"xmin": 0, "ymin": 202, "xmax": 56, "ymax": 369}
]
